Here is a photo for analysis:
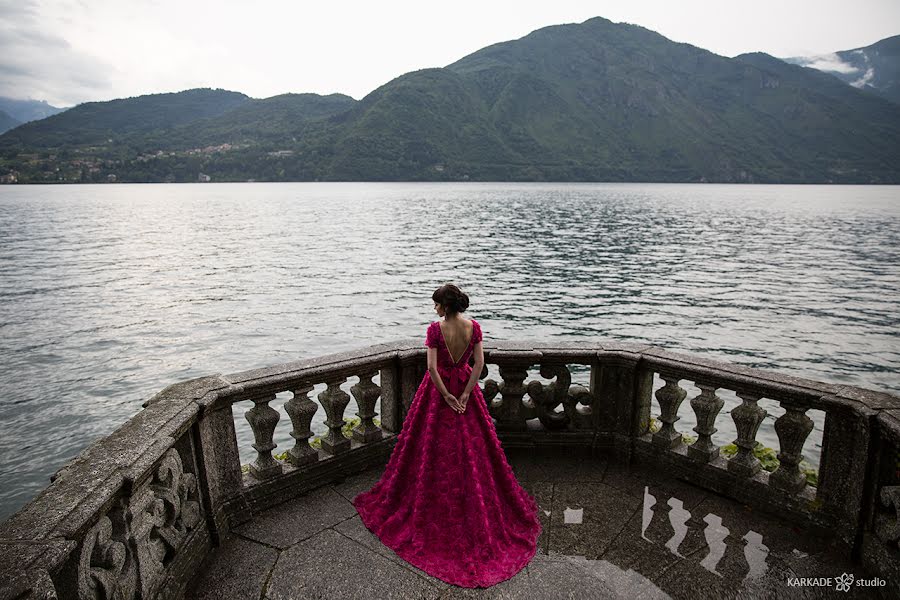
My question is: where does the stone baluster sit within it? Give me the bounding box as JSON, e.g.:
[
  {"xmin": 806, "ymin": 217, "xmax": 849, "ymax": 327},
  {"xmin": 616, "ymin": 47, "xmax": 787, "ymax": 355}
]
[
  {"xmin": 770, "ymin": 403, "xmax": 813, "ymax": 494},
  {"xmin": 284, "ymin": 384, "xmax": 318, "ymax": 467},
  {"xmin": 728, "ymin": 392, "xmax": 767, "ymax": 477},
  {"xmin": 319, "ymin": 378, "xmax": 351, "ymax": 455},
  {"xmin": 688, "ymin": 384, "xmax": 724, "ymax": 463},
  {"xmin": 496, "ymin": 363, "xmax": 529, "ymax": 432},
  {"xmin": 652, "ymin": 376, "xmax": 687, "ymax": 449},
  {"xmin": 245, "ymin": 393, "xmax": 282, "ymax": 479},
  {"xmin": 351, "ymin": 371, "xmax": 383, "ymax": 443}
]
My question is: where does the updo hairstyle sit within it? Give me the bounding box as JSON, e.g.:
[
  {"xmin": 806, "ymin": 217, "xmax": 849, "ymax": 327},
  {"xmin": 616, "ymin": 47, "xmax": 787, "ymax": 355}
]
[{"xmin": 432, "ymin": 284, "xmax": 470, "ymax": 315}]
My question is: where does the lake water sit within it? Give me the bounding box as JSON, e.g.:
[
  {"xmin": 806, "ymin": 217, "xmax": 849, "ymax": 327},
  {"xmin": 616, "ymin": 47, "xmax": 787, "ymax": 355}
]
[{"xmin": 1, "ymin": 182, "xmax": 898, "ymax": 522}]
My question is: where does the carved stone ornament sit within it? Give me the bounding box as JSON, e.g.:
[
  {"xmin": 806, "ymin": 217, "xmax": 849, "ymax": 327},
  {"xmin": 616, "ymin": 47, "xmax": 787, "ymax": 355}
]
[
  {"xmin": 78, "ymin": 513, "xmax": 137, "ymax": 600},
  {"xmin": 130, "ymin": 448, "xmax": 202, "ymax": 599},
  {"xmin": 523, "ymin": 364, "xmax": 592, "ymax": 430}
]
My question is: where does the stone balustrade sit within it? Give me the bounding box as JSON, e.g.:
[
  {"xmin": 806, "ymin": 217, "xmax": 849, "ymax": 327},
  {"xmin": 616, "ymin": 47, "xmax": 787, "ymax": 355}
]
[{"xmin": 1, "ymin": 338, "xmax": 899, "ymax": 598}]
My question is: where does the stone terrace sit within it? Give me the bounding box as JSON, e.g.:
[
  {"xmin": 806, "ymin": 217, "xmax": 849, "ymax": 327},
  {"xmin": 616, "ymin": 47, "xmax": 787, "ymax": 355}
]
[{"xmin": 186, "ymin": 447, "xmax": 876, "ymax": 600}]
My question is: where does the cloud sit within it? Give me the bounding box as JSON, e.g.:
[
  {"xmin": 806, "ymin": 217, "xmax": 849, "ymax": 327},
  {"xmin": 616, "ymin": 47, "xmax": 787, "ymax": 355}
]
[
  {"xmin": 797, "ymin": 52, "xmax": 861, "ymax": 75},
  {"xmin": 0, "ymin": 0, "xmax": 114, "ymax": 106},
  {"xmin": 851, "ymin": 67, "xmax": 875, "ymax": 88}
]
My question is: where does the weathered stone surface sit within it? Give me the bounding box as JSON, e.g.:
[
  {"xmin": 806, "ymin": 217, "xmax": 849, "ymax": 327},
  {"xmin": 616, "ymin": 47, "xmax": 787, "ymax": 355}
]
[
  {"xmin": 835, "ymin": 386, "xmax": 900, "ymax": 410},
  {"xmin": 642, "ymin": 348, "xmax": 839, "ymax": 398},
  {"xmin": 504, "ymin": 447, "xmax": 607, "ymax": 484},
  {"xmin": 877, "ymin": 410, "xmax": 900, "ymax": 438},
  {"xmin": 190, "ymin": 447, "xmax": 893, "ymax": 600},
  {"xmin": 519, "ymin": 551, "xmax": 668, "ymax": 599},
  {"xmin": 197, "ymin": 404, "xmax": 243, "ymax": 533},
  {"xmin": 223, "ymin": 341, "xmax": 414, "ymax": 388},
  {"xmin": 0, "ymin": 539, "xmax": 73, "ymax": 599},
  {"xmin": 232, "ymin": 485, "xmax": 357, "ymax": 549},
  {"xmin": 144, "ymin": 375, "xmax": 231, "ymax": 408},
  {"xmin": 184, "ymin": 534, "xmax": 277, "ymax": 600},
  {"xmin": 330, "ymin": 466, "xmax": 382, "ymax": 503},
  {"xmin": 601, "ymin": 500, "xmax": 708, "ymax": 577},
  {"xmin": 547, "ymin": 482, "xmax": 643, "ymax": 558},
  {"xmin": 264, "ymin": 528, "xmax": 442, "ymax": 599}
]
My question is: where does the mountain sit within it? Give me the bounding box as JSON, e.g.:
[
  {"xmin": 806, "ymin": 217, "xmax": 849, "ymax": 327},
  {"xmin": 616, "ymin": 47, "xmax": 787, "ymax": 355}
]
[
  {"xmin": 318, "ymin": 17, "xmax": 900, "ymax": 182},
  {"xmin": 0, "ymin": 97, "xmax": 65, "ymax": 124},
  {"xmin": 0, "ymin": 110, "xmax": 20, "ymax": 135},
  {"xmin": 2, "ymin": 17, "xmax": 899, "ymax": 183},
  {"xmin": 0, "ymin": 88, "xmax": 252, "ymax": 150},
  {"xmin": 785, "ymin": 35, "xmax": 900, "ymax": 105}
]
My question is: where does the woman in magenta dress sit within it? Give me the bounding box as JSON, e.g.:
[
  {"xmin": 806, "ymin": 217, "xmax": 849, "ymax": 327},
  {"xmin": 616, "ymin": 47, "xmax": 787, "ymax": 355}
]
[{"xmin": 353, "ymin": 283, "xmax": 542, "ymax": 588}]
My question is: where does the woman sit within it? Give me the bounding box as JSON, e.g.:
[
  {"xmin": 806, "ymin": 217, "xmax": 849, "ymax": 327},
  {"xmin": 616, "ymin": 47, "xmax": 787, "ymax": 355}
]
[{"xmin": 353, "ymin": 283, "xmax": 542, "ymax": 588}]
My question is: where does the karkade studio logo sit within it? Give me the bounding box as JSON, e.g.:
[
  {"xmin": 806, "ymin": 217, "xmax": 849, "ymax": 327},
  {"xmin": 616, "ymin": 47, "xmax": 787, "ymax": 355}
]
[{"xmin": 787, "ymin": 572, "xmax": 885, "ymax": 591}]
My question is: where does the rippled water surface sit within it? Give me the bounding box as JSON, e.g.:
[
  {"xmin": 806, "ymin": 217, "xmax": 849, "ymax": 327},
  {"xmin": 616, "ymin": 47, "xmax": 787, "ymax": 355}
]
[{"xmin": 1, "ymin": 182, "xmax": 898, "ymax": 521}]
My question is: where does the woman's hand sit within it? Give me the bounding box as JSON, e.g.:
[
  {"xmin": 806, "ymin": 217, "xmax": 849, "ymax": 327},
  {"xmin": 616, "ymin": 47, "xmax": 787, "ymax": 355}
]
[
  {"xmin": 458, "ymin": 390, "xmax": 470, "ymax": 411},
  {"xmin": 443, "ymin": 392, "xmax": 464, "ymax": 413}
]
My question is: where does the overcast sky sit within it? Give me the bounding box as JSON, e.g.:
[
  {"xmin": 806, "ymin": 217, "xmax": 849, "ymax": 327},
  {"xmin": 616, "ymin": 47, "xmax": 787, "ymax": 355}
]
[{"xmin": 2, "ymin": 0, "xmax": 899, "ymax": 107}]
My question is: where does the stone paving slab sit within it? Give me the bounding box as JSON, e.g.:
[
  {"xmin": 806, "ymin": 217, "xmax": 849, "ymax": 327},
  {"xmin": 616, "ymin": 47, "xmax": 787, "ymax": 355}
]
[
  {"xmin": 548, "ymin": 482, "xmax": 643, "ymax": 559},
  {"xmin": 232, "ymin": 485, "xmax": 357, "ymax": 549},
  {"xmin": 187, "ymin": 448, "xmax": 893, "ymax": 600},
  {"xmin": 185, "ymin": 534, "xmax": 278, "ymax": 600},
  {"xmin": 266, "ymin": 528, "xmax": 443, "ymax": 600}
]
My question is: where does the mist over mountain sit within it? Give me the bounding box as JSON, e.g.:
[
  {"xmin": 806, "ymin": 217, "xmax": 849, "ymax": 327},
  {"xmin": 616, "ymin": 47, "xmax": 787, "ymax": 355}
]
[
  {"xmin": 0, "ymin": 97, "xmax": 65, "ymax": 126},
  {"xmin": 1, "ymin": 17, "xmax": 899, "ymax": 183},
  {"xmin": 0, "ymin": 110, "xmax": 19, "ymax": 135},
  {"xmin": 785, "ymin": 35, "xmax": 900, "ymax": 105}
]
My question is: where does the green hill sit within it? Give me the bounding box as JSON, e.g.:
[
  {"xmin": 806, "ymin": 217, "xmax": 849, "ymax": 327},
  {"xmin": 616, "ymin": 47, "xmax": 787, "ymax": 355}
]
[
  {"xmin": 0, "ymin": 88, "xmax": 251, "ymax": 150},
  {"xmin": 2, "ymin": 18, "xmax": 899, "ymax": 183}
]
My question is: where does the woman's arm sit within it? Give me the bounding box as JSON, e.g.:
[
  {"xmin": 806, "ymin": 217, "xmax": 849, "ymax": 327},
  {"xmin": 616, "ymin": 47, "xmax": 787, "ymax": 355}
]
[{"xmin": 460, "ymin": 341, "xmax": 485, "ymax": 403}]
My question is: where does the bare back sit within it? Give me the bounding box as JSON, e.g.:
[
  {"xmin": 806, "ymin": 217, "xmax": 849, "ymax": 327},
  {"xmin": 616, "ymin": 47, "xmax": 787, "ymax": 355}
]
[{"xmin": 438, "ymin": 318, "xmax": 474, "ymax": 364}]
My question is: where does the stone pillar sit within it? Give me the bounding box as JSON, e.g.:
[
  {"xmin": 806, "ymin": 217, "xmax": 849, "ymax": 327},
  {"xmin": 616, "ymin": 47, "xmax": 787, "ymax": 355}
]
[
  {"xmin": 652, "ymin": 376, "xmax": 687, "ymax": 450},
  {"xmin": 591, "ymin": 351, "xmax": 646, "ymax": 461},
  {"xmin": 284, "ymin": 384, "xmax": 318, "ymax": 467},
  {"xmin": 398, "ymin": 349, "xmax": 423, "ymax": 427},
  {"xmin": 688, "ymin": 384, "xmax": 724, "ymax": 463},
  {"xmin": 379, "ymin": 364, "xmax": 401, "ymax": 434},
  {"xmin": 245, "ymin": 393, "xmax": 282, "ymax": 480},
  {"xmin": 196, "ymin": 403, "xmax": 244, "ymax": 540},
  {"xmin": 770, "ymin": 403, "xmax": 813, "ymax": 494},
  {"xmin": 351, "ymin": 371, "xmax": 383, "ymax": 443},
  {"xmin": 815, "ymin": 398, "xmax": 874, "ymax": 550},
  {"xmin": 728, "ymin": 391, "xmax": 767, "ymax": 477},
  {"xmin": 319, "ymin": 378, "xmax": 351, "ymax": 455}
]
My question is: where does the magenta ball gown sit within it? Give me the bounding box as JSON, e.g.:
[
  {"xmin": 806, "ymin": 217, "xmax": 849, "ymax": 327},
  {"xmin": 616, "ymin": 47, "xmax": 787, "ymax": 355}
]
[{"xmin": 353, "ymin": 318, "xmax": 542, "ymax": 588}]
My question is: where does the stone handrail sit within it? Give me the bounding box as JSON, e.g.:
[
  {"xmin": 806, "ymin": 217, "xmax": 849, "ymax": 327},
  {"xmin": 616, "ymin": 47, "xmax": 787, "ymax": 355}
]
[{"xmin": 1, "ymin": 339, "xmax": 898, "ymax": 599}]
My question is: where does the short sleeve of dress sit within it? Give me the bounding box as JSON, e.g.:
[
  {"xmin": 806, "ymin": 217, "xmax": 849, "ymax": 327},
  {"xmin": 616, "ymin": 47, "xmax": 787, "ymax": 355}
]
[
  {"xmin": 472, "ymin": 320, "xmax": 483, "ymax": 344},
  {"xmin": 425, "ymin": 322, "xmax": 439, "ymax": 348}
]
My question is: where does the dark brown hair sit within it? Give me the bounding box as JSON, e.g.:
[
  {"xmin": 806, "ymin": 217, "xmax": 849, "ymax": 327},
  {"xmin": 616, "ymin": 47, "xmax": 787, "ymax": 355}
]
[{"xmin": 432, "ymin": 284, "xmax": 470, "ymax": 315}]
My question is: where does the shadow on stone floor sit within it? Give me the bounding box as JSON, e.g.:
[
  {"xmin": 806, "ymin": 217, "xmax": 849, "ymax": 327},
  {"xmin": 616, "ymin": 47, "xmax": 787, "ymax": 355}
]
[{"xmin": 185, "ymin": 447, "xmax": 888, "ymax": 600}]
